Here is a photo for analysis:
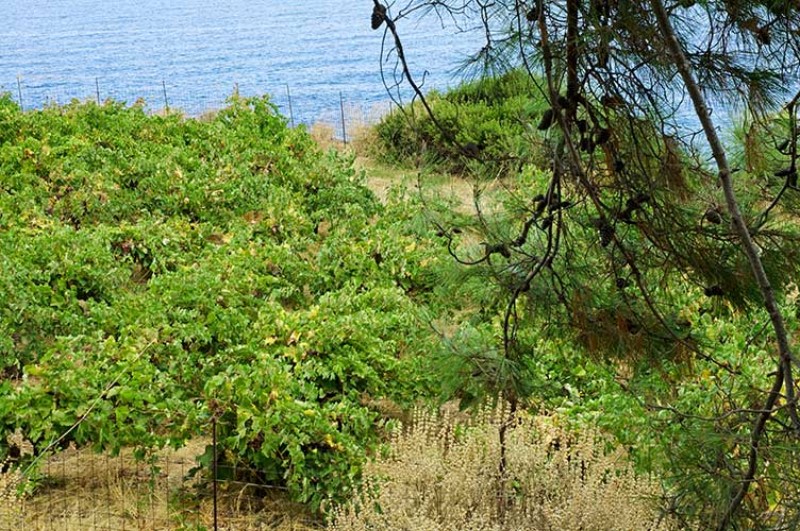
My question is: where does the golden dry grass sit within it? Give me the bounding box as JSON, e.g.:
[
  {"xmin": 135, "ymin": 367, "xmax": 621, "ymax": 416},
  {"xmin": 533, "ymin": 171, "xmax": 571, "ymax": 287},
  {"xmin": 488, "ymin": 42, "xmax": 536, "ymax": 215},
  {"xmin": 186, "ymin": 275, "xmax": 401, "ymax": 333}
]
[
  {"xmin": 328, "ymin": 402, "xmax": 678, "ymax": 531},
  {"xmin": 1, "ymin": 440, "xmax": 320, "ymax": 531},
  {"xmin": 308, "ymin": 101, "xmax": 389, "ymax": 153}
]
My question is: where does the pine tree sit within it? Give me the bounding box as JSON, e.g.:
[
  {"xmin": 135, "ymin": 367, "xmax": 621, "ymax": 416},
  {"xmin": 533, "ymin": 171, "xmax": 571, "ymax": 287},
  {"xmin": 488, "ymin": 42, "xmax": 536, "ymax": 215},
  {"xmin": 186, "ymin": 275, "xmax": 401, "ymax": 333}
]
[{"xmin": 373, "ymin": 1, "xmax": 800, "ymax": 526}]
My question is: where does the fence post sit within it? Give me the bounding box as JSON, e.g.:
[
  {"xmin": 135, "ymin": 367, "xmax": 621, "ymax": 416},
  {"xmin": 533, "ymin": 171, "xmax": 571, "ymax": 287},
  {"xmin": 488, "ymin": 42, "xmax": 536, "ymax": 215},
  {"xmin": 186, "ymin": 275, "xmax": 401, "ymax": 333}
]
[
  {"xmin": 339, "ymin": 91, "xmax": 347, "ymax": 146},
  {"xmin": 286, "ymin": 84, "xmax": 295, "ymax": 127},
  {"xmin": 16, "ymin": 76, "xmax": 23, "ymax": 110},
  {"xmin": 162, "ymin": 80, "xmax": 169, "ymax": 113},
  {"xmin": 95, "ymin": 77, "xmax": 101, "ymax": 104},
  {"xmin": 212, "ymin": 417, "xmax": 218, "ymax": 531}
]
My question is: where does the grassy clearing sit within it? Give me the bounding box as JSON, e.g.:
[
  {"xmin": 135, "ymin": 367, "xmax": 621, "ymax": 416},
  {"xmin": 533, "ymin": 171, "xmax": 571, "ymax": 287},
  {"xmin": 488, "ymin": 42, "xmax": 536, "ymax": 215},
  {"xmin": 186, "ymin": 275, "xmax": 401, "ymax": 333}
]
[
  {"xmin": 3, "ymin": 442, "xmax": 320, "ymax": 530},
  {"xmin": 309, "ymin": 117, "xmax": 506, "ymax": 215}
]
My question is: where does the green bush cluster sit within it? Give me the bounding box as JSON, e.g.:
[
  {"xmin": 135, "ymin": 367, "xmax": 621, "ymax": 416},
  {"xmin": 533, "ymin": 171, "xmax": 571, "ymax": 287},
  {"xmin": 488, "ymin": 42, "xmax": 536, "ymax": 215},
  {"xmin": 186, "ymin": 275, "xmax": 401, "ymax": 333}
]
[
  {"xmin": 423, "ymin": 160, "xmax": 800, "ymax": 526},
  {"xmin": 374, "ymin": 69, "xmax": 548, "ymax": 175},
  {"xmin": 0, "ymin": 94, "xmax": 442, "ymax": 509}
]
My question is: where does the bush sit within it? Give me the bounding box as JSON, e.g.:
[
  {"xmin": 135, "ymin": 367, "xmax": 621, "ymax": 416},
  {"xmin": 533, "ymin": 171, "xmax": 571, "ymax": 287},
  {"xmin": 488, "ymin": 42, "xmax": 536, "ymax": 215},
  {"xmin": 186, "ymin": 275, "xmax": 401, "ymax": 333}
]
[
  {"xmin": 373, "ymin": 70, "xmax": 549, "ymax": 176},
  {"xmin": 0, "ymin": 94, "xmax": 443, "ymax": 510}
]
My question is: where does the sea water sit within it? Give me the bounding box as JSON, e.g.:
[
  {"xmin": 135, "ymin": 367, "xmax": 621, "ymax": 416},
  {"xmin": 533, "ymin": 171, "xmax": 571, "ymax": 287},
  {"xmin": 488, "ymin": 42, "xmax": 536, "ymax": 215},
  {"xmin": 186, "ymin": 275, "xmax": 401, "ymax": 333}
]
[{"xmin": 0, "ymin": 0, "xmax": 480, "ymax": 122}]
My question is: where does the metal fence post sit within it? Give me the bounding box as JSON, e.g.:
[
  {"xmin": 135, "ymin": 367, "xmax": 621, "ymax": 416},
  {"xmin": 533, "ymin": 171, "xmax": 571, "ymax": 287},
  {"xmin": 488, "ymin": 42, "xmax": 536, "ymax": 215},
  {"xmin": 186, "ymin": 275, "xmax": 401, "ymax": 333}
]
[
  {"xmin": 16, "ymin": 76, "xmax": 23, "ymax": 110},
  {"xmin": 286, "ymin": 84, "xmax": 295, "ymax": 127},
  {"xmin": 339, "ymin": 91, "xmax": 347, "ymax": 146},
  {"xmin": 212, "ymin": 417, "xmax": 218, "ymax": 531},
  {"xmin": 162, "ymin": 80, "xmax": 169, "ymax": 112}
]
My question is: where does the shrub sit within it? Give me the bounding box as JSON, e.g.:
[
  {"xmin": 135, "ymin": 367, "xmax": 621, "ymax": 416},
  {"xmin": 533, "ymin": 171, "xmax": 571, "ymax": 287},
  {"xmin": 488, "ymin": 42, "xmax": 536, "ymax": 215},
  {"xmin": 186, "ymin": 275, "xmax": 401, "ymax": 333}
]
[
  {"xmin": 0, "ymin": 94, "xmax": 442, "ymax": 511},
  {"xmin": 373, "ymin": 69, "xmax": 548, "ymax": 176},
  {"xmin": 328, "ymin": 402, "xmax": 676, "ymax": 531}
]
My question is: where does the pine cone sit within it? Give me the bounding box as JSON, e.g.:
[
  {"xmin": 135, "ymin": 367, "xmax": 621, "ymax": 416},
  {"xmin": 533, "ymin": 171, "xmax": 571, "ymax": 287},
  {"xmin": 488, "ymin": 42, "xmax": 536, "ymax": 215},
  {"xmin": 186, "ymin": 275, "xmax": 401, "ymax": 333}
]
[
  {"xmin": 597, "ymin": 221, "xmax": 615, "ymax": 247},
  {"xmin": 372, "ymin": 3, "xmax": 387, "ymax": 30}
]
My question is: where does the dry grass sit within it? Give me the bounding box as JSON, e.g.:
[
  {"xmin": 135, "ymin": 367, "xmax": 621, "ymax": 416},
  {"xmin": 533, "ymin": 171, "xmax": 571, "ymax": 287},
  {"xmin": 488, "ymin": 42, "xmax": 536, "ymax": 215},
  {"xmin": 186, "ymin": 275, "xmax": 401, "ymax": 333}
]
[
  {"xmin": 309, "ymin": 101, "xmax": 389, "ymax": 154},
  {"xmin": 328, "ymin": 403, "xmax": 677, "ymax": 531},
  {"xmin": 307, "ymin": 101, "xmax": 507, "ymax": 217},
  {"xmin": 1, "ymin": 439, "xmax": 320, "ymax": 531},
  {"xmin": 309, "ymin": 121, "xmax": 498, "ymax": 217},
  {"xmin": 1, "ymin": 459, "xmax": 24, "ymax": 528},
  {"xmin": 1, "ymin": 429, "xmax": 32, "ymax": 528},
  {"xmin": 309, "ymin": 122, "xmax": 344, "ymax": 152}
]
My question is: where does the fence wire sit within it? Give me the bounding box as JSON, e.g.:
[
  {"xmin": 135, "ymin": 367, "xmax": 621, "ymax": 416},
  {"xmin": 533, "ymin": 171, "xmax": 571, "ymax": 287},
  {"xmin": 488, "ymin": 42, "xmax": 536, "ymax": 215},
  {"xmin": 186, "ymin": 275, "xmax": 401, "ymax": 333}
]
[
  {"xmin": 2, "ymin": 75, "xmax": 392, "ymax": 138},
  {"xmin": 1, "ymin": 434, "xmax": 322, "ymax": 530}
]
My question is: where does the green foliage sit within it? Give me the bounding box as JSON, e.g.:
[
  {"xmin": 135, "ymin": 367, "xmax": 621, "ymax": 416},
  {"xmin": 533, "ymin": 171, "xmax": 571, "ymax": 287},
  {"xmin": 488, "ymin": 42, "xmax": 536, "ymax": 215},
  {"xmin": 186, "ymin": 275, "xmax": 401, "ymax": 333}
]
[
  {"xmin": 3, "ymin": 72, "xmax": 800, "ymax": 525},
  {"xmin": 418, "ymin": 146, "xmax": 800, "ymax": 525},
  {"xmin": 372, "ymin": 0, "xmax": 800, "ymax": 524},
  {"xmin": 0, "ymin": 94, "xmax": 442, "ymax": 510},
  {"xmin": 373, "ymin": 70, "xmax": 548, "ymax": 175}
]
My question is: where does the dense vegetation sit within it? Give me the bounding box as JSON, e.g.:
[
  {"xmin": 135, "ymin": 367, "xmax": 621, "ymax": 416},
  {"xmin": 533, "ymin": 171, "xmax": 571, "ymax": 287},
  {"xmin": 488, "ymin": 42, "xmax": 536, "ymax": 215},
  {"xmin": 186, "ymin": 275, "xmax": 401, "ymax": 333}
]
[
  {"xmin": 374, "ymin": 70, "xmax": 548, "ymax": 175},
  {"xmin": 0, "ymin": 94, "xmax": 449, "ymax": 509},
  {"xmin": 370, "ymin": 0, "xmax": 800, "ymax": 526},
  {"xmin": 371, "ymin": 66, "xmax": 800, "ymax": 526},
  {"xmin": 2, "ymin": 52, "xmax": 800, "ymax": 528}
]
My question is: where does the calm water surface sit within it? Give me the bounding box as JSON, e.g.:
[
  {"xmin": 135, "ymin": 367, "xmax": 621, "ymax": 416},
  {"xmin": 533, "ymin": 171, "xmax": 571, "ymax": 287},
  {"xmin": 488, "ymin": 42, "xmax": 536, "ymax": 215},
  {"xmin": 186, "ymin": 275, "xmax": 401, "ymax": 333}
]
[{"xmin": 0, "ymin": 1, "xmax": 479, "ymax": 122}]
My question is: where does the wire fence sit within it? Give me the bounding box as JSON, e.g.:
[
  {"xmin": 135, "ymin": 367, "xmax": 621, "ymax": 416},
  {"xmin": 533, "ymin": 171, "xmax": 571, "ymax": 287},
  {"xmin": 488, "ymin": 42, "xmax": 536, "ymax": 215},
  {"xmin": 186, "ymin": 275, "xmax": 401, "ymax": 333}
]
[
  {"xmin": 2, "ymin": 76, "xmax": 393, "ymax": 144},
  {"xmin": 1, "ymin": 420, "xmax": 321, "ymax": 530}
]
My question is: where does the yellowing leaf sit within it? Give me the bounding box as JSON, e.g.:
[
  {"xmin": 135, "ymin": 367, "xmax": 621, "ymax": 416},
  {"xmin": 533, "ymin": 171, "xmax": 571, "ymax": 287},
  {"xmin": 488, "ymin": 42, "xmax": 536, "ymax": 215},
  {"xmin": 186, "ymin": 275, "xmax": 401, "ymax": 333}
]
[{"xmin": 287, "ymin": 330, "xmax": 301, "ymax": 345}]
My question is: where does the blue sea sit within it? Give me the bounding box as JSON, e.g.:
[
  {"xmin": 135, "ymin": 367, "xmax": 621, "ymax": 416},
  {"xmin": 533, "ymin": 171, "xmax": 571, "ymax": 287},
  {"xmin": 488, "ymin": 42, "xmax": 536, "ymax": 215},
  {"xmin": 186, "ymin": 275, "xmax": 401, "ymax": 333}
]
[{"xmin": 0, "ymin": 1, "xmax": 480, "ymax": 123}]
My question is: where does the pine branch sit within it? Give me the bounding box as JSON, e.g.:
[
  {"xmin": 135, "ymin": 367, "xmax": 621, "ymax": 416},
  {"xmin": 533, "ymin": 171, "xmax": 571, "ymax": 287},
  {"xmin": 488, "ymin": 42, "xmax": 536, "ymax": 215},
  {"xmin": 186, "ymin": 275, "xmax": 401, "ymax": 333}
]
[{"xmin": 648, "ymin": 0, "xmax": 800, "ymax": 527}]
